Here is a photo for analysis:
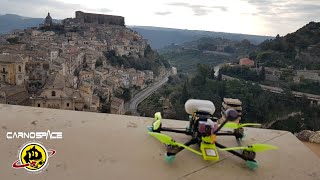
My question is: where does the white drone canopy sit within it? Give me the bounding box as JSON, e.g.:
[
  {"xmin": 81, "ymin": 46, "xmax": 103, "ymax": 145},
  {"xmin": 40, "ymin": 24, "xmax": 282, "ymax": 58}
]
[{"xmin": 185, "ymin": 99, "xmax": 216, "ymax": 115}]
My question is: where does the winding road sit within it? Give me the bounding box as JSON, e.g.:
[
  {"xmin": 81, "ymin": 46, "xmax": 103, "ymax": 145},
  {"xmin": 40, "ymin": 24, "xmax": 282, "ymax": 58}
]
[{"xmin": 128, "ymin": 75, "xmax": 169, "ymax": 114}]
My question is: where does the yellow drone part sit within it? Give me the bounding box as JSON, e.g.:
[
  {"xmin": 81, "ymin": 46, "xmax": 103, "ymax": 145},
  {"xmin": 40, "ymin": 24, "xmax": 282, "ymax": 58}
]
[
  {"xmin": 154, "ymin": 112, "xmax": 162, "ymax": 121},
  {"xmin": 201, "ymin": 136, "xmax": 211, "ymax": 144},
  {"xmin": 153, "ymin": 120, "xmax": 161, "ymax": 130},
  {"xmin": 200, "ymin": 142, "xmax": 219, "ymax": 161}
]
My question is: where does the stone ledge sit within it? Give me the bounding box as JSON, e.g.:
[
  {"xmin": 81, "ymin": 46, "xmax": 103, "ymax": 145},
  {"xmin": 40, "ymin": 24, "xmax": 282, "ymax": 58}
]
[{"xmin": 0, "ymin": 104, "xmax": 319, "ymax": 180}]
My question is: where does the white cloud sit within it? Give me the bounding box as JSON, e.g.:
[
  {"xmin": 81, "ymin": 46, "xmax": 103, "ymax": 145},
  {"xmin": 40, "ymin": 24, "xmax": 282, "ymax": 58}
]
[{"xmin": 155, "ymin": 11, "xmax": 172, "ymax": 16}]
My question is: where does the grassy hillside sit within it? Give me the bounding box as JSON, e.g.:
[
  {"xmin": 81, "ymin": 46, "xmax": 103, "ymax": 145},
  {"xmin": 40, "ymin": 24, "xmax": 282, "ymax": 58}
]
[
  {"xmin": 253, "ymin": 22, "xmax": 320, "ymax": 69},
  {"xmin": 162, "ymin": 49, "xmax": 229, "ymax": 73},
  {"xmin": 161, "ymin": 37, "xmax": 257, "ymax": 73}
]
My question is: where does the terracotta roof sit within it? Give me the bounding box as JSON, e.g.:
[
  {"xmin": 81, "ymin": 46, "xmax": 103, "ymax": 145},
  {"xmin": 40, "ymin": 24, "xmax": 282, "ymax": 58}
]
[{"xmin": 239, "ymin": 58, "xmax": 254, "ymax": 66}]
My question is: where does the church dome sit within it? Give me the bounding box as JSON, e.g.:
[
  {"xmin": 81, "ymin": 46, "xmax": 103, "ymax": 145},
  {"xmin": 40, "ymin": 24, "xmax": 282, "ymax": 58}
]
[{"xmin": 44, "ymin": 12, "xmax": 53, "ymax": 25}]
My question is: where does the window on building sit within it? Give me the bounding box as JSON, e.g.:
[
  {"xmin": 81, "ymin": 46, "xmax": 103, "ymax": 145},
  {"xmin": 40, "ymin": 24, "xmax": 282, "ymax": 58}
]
[
  {"xmin": 38, "ymin": 104, "xmax": 40, "ymax": 107},
  {"xmin": 52, "ymin": 91, "xmax": 56, "ymax": 97},
  {"xmin": 67, "ymin": 103, "xmax": 70, "ymax": 107},
  {"xmin": 18, "ymin": 66, "xmax": 21, "ymax": 72},
  {"xmin": 2, "ymin": 68, "xmax": 5, "ymax": 72}
]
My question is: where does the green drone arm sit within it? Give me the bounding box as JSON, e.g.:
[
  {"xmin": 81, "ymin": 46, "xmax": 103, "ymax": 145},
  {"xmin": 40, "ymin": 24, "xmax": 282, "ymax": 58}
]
[
  {"xmin": 224, "ymin": 122, "xmax": 261, "ymax": 129},
  {"xmin": 219, "ymin": 144, "xmax": 278, "ymax": 152},
  {"xmin": 148, "ymin": 132, "xmax": 202, "ymax": 155}
]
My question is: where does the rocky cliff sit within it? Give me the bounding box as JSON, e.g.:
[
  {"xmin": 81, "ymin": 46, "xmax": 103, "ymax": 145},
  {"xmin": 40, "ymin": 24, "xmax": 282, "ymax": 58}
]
[{"xmin": 296, "ymin": 130, "xmax": 320, "ymax": 143}]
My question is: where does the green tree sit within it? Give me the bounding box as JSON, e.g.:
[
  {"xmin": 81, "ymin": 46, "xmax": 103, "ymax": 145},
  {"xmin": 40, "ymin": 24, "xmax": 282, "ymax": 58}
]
[
  {"xmin": 259, "ymin": 66, "xmax": 266, "ymax": 81},
  {"xmin": 6, "ymin": 37, "xmax": 19, "ymax": 44},
  {"xmin": 95, "ymin": 58, "xmax": 103, "ymax": 68},
  {"xmin": 168, "ymin": 76, "xmax": 173, "ymax": 84},
  {"xmin": 100, "ymin": 102, "xmax": 111, "ymax": 113},
  {"xmin": 122, "ymin": 88, "xmax": 132, "ymax": 102},
  {"xmin": 74, "ymin": 68, "xmax": 80, "ymax": 77},
  {"xmin": 180, "ymin": 82, "xmax": 189, "ymax": 103},
  {"xmin": 209, "ymin": 68, "xmax": 215, "ymax": 80},
  {"xmin": 217, "ymin": 71, "xmax": 222, "ymax": 81}
]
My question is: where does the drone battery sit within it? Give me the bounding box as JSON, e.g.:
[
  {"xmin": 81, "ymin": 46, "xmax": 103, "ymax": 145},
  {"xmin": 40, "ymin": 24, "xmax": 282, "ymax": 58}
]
[{"xmin": 200, "ymin": 142, "xmax": 219, "ymax": 161}]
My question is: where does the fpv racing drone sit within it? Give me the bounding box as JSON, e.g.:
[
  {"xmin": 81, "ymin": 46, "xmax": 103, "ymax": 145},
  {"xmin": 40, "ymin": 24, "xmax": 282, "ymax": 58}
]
[{"xmin": 147, "ymin": 99, "xmax": 278, "ymax": 170}]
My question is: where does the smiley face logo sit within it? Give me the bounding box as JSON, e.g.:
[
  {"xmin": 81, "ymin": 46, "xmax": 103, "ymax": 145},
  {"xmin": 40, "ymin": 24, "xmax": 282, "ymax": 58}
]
[{"xmin": 12, "ymin": 142, "xmax": 56, "ymax": 173}]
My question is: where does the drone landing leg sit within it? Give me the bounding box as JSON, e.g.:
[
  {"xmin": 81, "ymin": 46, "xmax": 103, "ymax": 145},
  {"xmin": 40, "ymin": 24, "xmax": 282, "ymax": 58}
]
[
  {"xmin": 164, "ymin": 138, "xmax": 197, "ymax": 164},
  {"xmin": 216, "ymin": 142, "xmax": 259, "ymax": 170},
  {"xmin": 167, "ymin": 138, "xmax": 198, "ymax": 156}
]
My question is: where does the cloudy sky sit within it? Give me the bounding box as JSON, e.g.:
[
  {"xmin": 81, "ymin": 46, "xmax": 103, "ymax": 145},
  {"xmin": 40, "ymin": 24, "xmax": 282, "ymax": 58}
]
[{"xmin": 0, "ymin": 0, "xmax": 319, "ymax": 36}]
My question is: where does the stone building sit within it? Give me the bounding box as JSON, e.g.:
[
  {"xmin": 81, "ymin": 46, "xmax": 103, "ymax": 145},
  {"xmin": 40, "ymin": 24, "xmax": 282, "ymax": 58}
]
[
  {"xmin": 0, "ymin": 53, "xmax": 26, "ymax": 85},
  {"xmin": 75, "ymin": 11, "xmax": 125, "ymax": 26},
  {"xmin": 79, "ymin": 70, "xmax": 94, "ymax": 82},
  {"xmin": 84, "ymin": 53, "xmax": 97, "ymax": 70},
  {"xmin": 91, "ymin": 95, "xmax": 100, "ymax": 111},
  {"xmin": 0, "ymin": 85, "xmax": 30, "ymax": 105},
  {"xmin": 110, "ymin": 97, "xmax": 124, "ymax": 114},
  {"xmin": 26, "ymin": 59, "xmax": 50, "ymax": 92},
  {"xmin": 79, "ymin": 83, "xmax": 93, "ymax": 106},
  {"xmin": 171, "ymin": 67, "xmax": 177, "ymax": 75},
  {"xmin": 30, "ymin": 73, "xmax": 85, "ymax": 110},
  {"xmin": 144, "ymin": 70, "xmax": 154, "ymax": 84},
  {"xmin": 44, "ymin": 13, "xmax": 53, "ymax": 27},
  {"xmin": 296, "ymin": 70, "xmax": 320, "ymax": 81}
]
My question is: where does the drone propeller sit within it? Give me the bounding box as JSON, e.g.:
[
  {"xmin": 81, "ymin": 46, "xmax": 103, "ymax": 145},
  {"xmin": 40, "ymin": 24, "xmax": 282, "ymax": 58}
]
[
  {"xmin": 223, "ymin": 122, "xmax": 261, "ymax": 129},
  {"xmin": 219, "ymin": 144, "xmax": 278, "ymax": 152},
  {"xmin": 148, "ymin": 132, "xmax": 174, "ymax": 145},
  {"xmin": 152, "ymin": 112, "xmax": 162, "ymax": 131},
  {"xmin": 153, "ymin": 120, "xmax": 161, "ymax": 130},
  {"xmin": 155, "ymin": 112, "xmax": 162, "ymax": 121},
  {"xmin": 148, "ymin": 132, "xmax": 202, "ymax": 155}
]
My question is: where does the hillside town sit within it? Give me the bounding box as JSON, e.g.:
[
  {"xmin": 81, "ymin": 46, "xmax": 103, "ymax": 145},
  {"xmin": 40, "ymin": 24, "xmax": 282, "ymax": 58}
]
[{"xmin": 0, "ymin": 11, "xmax": 167, "ymax": 114}]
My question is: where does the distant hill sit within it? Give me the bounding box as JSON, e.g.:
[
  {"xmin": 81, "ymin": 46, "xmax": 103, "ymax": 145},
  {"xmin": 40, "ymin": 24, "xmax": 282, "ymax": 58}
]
[
  {"xmin": 129, "ymin": 26, "xmax": 272, "ymax": 49},
  {"xmin": 254, "ymin": 21, "xmax": 320, "ymax": 69},
  {"xmin": 160, "ymin": 37, "xmax": 257, "ymax": 73},
  {"xmin": 0, "ymin": 14, "xmax": 60, "ymax": 34}
]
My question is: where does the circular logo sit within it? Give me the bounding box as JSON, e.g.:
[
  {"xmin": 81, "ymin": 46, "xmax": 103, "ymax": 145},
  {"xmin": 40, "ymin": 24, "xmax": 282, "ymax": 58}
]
[{"xmin": 12, "ymin": 142, "xmax": 56, "ymax": 173}]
